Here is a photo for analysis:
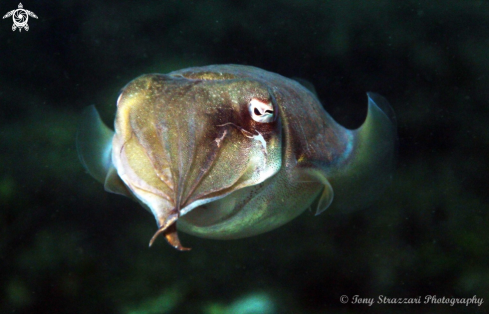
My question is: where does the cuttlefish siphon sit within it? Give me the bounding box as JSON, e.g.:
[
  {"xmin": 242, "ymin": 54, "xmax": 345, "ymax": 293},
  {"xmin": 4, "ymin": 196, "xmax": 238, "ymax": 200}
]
[{"xmin": 76, "ymin": 64, "xmax": 397, "ymax": 251}]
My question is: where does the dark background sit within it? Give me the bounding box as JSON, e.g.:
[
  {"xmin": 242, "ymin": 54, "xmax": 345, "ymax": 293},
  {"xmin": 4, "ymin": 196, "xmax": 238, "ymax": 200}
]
[{"xmin": 1, "ymin": 1, "xmax": 488, "ymax": 313}]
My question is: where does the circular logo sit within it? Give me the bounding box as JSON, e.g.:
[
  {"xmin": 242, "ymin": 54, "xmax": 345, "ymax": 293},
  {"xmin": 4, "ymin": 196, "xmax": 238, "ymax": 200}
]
[{"xmin": 13, "ymin": 10, "xmax": 28, "ymax": 28}]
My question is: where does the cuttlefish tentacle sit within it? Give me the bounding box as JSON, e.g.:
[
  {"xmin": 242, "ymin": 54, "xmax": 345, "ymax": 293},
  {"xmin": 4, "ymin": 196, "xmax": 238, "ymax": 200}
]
[{"xmin": 149, "ymin": 209, "xmax": 191, "ymax": 251}]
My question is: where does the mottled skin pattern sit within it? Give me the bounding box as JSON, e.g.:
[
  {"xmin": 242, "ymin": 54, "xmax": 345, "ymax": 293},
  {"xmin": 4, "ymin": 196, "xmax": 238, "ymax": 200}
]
[
  {"xmin": 77, "ymin": 64, "xmax": 397, "ymax": 250},
  {"xmin": 171, "ymin": 66, "xmax": 349, "ymax": 238}
]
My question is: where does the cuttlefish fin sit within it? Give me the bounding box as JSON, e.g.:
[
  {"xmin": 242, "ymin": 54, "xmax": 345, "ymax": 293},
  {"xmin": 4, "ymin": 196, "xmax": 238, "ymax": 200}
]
[
  {"xmin": 76, "ymin": 105, "xmax": 132, "ymax": 198},
  {"xmin": 328, "ymin": 92, "xmax": 397, "ymax": 213},
  {"xmin": 300, "ymin": 168, "xmax": 334, "ymax": 216},
  {"xmin": 149, "ymin": 212, "xmax": 191, "ymax": 251},
  {"xmin": 76, "ymin": 105, "xmax": 114, "ymax": 183}
]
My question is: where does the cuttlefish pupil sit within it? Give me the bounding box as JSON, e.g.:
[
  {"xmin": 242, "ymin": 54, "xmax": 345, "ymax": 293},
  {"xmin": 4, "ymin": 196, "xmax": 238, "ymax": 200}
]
[
  {"xmin": 77, "ymin": 64, "xmax": 397, "ymax": 251},
  {"xmin": 249, "ymin": 98, "xmax": 274, "ymax": 123}
]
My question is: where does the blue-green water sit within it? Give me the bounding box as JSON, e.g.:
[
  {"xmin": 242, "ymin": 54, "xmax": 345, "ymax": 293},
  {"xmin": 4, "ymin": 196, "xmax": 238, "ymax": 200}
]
[{"xmin": 1, "ymin": 1, "xmax": 488, "ymax": 313}]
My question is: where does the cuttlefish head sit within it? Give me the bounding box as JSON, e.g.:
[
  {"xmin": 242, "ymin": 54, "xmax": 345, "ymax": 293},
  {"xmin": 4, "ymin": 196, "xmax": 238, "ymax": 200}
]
[{"xmin": 109, "ymin": 72, "xmax": 282, "ymax": 250}]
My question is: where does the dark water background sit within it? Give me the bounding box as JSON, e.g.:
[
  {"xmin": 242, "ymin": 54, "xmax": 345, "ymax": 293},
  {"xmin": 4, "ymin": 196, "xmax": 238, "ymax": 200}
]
[{"xmin": 1, "ymin": 1, "xmax": 488, "ymax": 313}]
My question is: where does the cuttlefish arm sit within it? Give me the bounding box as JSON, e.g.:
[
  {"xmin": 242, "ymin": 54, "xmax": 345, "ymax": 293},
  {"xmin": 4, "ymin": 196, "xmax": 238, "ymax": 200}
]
[
  {"xmin": 149, "ymin": 210, "xmax": 190, "ymax": 251},
  {"xmin": 77, "ymin": 106, "xmax": 190, "ymax": 250}
]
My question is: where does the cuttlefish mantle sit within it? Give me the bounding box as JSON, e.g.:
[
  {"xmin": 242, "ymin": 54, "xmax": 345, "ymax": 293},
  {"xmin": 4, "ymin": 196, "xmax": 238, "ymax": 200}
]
[{"xmin": 76, "ymin": 64, "xmax": 397, "ymax": 251}]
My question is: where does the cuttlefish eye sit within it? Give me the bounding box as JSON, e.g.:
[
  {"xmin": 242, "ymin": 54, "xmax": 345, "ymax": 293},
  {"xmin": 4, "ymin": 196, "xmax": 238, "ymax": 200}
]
[{"xmin": 249, "ymin": 98, "xmax": 274, "ymax": 123}]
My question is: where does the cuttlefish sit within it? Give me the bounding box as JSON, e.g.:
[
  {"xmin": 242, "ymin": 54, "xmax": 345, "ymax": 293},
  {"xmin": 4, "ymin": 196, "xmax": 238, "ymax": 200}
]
[{"xmin": 77, "ymin": 64, "xmax": 397, "ymax": 251}]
